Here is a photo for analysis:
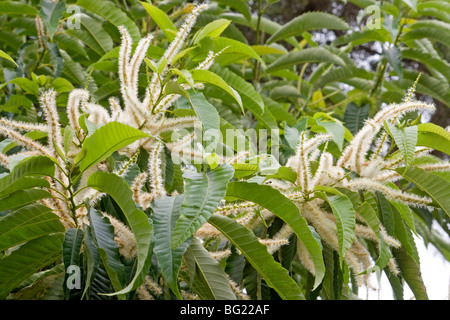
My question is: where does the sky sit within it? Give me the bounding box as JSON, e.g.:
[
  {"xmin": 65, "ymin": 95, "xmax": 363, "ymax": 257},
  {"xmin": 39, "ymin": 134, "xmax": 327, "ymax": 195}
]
[{"xmin": 359, "ymin": 235, "xmax": 450, "ymax": 300}]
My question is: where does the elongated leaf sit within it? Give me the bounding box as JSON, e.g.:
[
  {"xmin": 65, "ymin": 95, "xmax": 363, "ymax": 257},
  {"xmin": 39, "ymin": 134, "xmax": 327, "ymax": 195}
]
[
  {"xmin": 151, "ymin": 195, "xmax": 190, "ymax": 299},
  {"xmin": 0, "ymin": 177, "xmax": 49, "ymax": 198},
  {"xmin": 77, "ymin": 0, "xmax": 141, "ymax": 41},
  {"xmin": 193, "ymin": 19, "xmax": 231, "ymax": 44},
  {"xmin": 88, "ymin": 208, "xmax": 127, "ymax": 298},
  {"xmin": 67, "ymin": 13, "xmax": 114, "ymax": 57},
  {"xmin": 62, "ymin": 228, "xmax": 84, "ymax": 298},
  {"xmin": 315, "ymin": 186, "xmax": 356, "ymax": 267},
  {"xmin": 225, "ymin": 182, "xmax": 325, "ymax": 289},
  {"xmin": 266, "ymin": 47, "xmax": 345, "ymax": 73},
  {"xmin": 87, "ymin": 171, "xmax": 153, "ymax": 295},
  {"xmin": 75, "ymin": 121, "xmax": 150, "ymax": 173},
  {"xmin": 388, "ymin": 124, "xmax": 418, "ymax": 166},
  {"xmin": 0, "ymin": 189, "xmax": 52, "ymax": 212},
  {"xmin": 184, "ymin": 237, "xmax": 237, "ymax": 300},
  {"xmin": 393, "ymin": 247, "xmax": 428, "ymax": 300},
  {"xmin": 39, "ymin": 0, "xmax": 65, "ymax": 39},
  {"xmin": 417, "ymin": 123, "xmax": 450, "ymax": 155},
  {"xmin": 0, "ymin": 233, "xmax": 64, "ymax": 299},
  {"xmin": 140, "ymin": 1, "xmax": 176, "ymax": 41},
  {"xmin": 208, "ymin": 214, "xmax": 305, "ymax": 300},
  {"xmin": 213, "ymin": 37, "xmax": 263, "ymax": 64},
  {"xmin": 0, "ymin": 49, "xmax": 17, "ymax": 66},
  {"xmin": 0, "ymin": 203, "xmax": 64, "ymax": 252},
  {"xmin": 383, "ymin": 45, "xmax": 403, "ymax": 77},
  {"xmin": 343, "ymin": 103, "xmax": 370, "ymax": 135},
  {"xmin": 188, "ymin": 92, "xmax": 221, "ymax": 153},
  {"xmin": 0, "ymin": 1, "xmax": 38, "ymax": 16},
  {"xmin": 0, "ymin": 156, "xmax": 55, "ymax": 196},
  {"xmin": 396, "ymin": 166, "xmax": 450, "ymax": 217},
  {"xmin": 190, "ymin": 69, "xmax": 243, "ymax": 112},
  {"xmin": 209, "ymin": 65, "xmax": 277, "ymax": 128},
  {"xmin": 171, "ymin": 164, "xmax": 234, "ymax": 249},
  {"xmin": 267, "ymin": 11, "xmax": 349, "ymax": 44}
]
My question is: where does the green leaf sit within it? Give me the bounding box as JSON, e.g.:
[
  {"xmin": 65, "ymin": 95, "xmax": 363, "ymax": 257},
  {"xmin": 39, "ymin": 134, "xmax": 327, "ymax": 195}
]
[
  {"xmin": 267, "ymin": 11, "xmax": 349, "ymax": 44},
  {"xmin": 66, "ymin": 13, "xmax": 114, "ymax": 57},
  {"xmin": 39, "ymin": 0, "xmax": 65, "ymax": 39},
  {"xmin": 0, "ymin": 204, "xmax": 64, "ymax": 252},
  {"xmin": 151, "ymin": 195, "xmax": 190, "ymax": 299},
  {"xmin": 140, "ymin": 1, "xmax": 177, "ymax": 41},
  {"xmin": 225, "ymin": 182, "xmax": 325, "ymax": 289},
  {"xmin": 383, "ymin": 45, "xmax": 403, "ymax": 77},
  {"xmin": 188, "ymin": 92, "xmax": 221, "ymax": 151},
  {"xmin": 416, "ymin": 123, "xmax": 450, "ymax": 155},
  {"xmin": 343, "ymin": 103, "xmax": 370, "ymax": 136},
  {"xmin": 266, "ymin": 47, "xmax": 345, "ymax": 73},
  {"xmin": 87, "ymin": 171, "xmax": 153, "ymax": 296},
  {"xmin": 0, "ymin": 233, "xmax": 64, "ymax": 299},
  {"xmin": 62, "ymin": 228, "xmax": 84, "ymax": 298},
  {"xmin": 208, "ymin": 214, "xmax": 305, "ymax": 300},
  {"xmin": 0, "ymin": 49, "xmax": 17, "ymax": 66},
  {"xmin": 387, "ymin": 124, "xmax": 418, "ymax": 166},
  {"xmin": 208, "ymin": 65, "xmax": 275, "ymax": 128},
  {"xmin": 213, "ymin": 37, "xmax": 263, "ymax": 64},
  {"xmin": 75, "ymin": 121, "xmax": 150, "ymax": 173},
  {"xmin": 319, "ymin": 121, "xmax": 345, "ymax": 151},
  {"xmin": 315, "ymin": 186, "xmax": 356, "ymax": 267},
  {"xmin": 77, "ymin": 0, "xmax": 141, "ymax": 41},
  {"xmin": 190, "ymin": 69, "xmax": 243, "ymax": 112},
  {"xmin": 0, "ymin": 189, "xmax": 52, "ymax": 212},
  {"xmin": 402, "ymin": 0, "xmax": 418, "ymax": 12},
  {"xmin": 264, "ymin": 166, "xmax": 298, "ymax": 184},
  {"xmin": 171, "ymin": 164, "xmax": 235, "ymax": 249},
  {"xmin": 184, "ymin": 237, "xmax": 237, "ymax": 300},
  {"xmin": 87, "ymin": 208, "xmax": 127, "ymax": 298},
  {"xmin": 393, "ymin": 247, "xmax": 428, "ymax": 300},
  {"xmin": 396, "ymin": 166, "xmax": 450, "ymax": 218},
  {"xmin": 193, "ymin": 19, "xmax": 231, "ymax": 44},
  {"xmin": 0, "ymin": 1, "xmax": 38, "ymax": 16},
  {"xmin": 215, "ymin": 0, "xmax": 251, "ymax": 22},
  {"xmin": 0, "ymin": 155, "xmax": 55, "ymax": 197}
]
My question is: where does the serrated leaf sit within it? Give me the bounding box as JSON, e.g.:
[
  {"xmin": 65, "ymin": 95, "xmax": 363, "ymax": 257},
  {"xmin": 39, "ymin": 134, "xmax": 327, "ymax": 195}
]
[
  {"xmin": 77, "ymin": 0, "xmax": 141, "ymax": 42},
  {"xmin": 343, "ymin": 103, "xmax": 370, "ymax": 135},
  {"xmin": 0, "ymin": 233, "xmax": 64, "ymax": 299},
  {"xmin": 75, "ymin": 121, "xmax": 150, "ymax": 173},
  {"xmin": 39, "ymin": 0, "xmax": 65, "ymax": 39},
  {"xmin": 417, "ymin": 123, "xmax": 450, "ymax": 155},
  {"xmin": 267, "ymin": 11, "xmax": 349, "ymax": 44},
  {"xmin": 171, "ymin": 164, "xmax": 234, "ymax": 249},
  {"xmin": 208, "ymin": 214, "xmax": 305, "ymax": 300},
  {"xmin": 0, "ymin": 203, "xmax": 64, "ymax": 252},
  {"xmin": 315, "ymin": 186, "xmax": 356, "ymax": 267},
  {"xmin": 151, "ymin": 195, "xmax": 190, "ymax": 299},
  {"xmin": 184, "ymin": 237, "xmax": 237, "ymax": 300},
  {"xmin": 140, "ymin": 1, "xmax": 176, "ymax": 41},
  {"xmin": 87, "ymin": 208, "xmax": 127, "ymax": 299},
  {"xmin": 226, "ymin": 181, "xmax": 325, "ymax": 289},
  {"xmin": 387, "ymin": 124, "xmax": 418, "ymax": 166},
  {"xmin": 396, "ymin": 166, "xmax": 450, "ymax": 218},
  {"xmin": 87, "ymin": 171, "xmax": 153, "ymax": 296},
  {"xmin": 0, "ymin": 189, "xmax": 52, "ymax": 212},
  {"xmin": 190, "ymin": 69, "xmax": 243, "ymax": 113},
  {"xmin": 266, "ymin": 47, "xmax": 345, "ymax": 73}
]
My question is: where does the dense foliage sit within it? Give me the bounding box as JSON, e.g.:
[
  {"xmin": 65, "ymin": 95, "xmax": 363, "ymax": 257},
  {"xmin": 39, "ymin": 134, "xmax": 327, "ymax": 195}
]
[{"xmin": 0, "ymin": 0, "xmax": 449, "ymax": 300}]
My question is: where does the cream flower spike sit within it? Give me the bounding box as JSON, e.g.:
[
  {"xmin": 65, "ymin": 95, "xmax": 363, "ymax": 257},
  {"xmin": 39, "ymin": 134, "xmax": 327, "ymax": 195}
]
[{"xmin": 147, "ymin": 3, "xmax": 209, "ymax": 109}]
